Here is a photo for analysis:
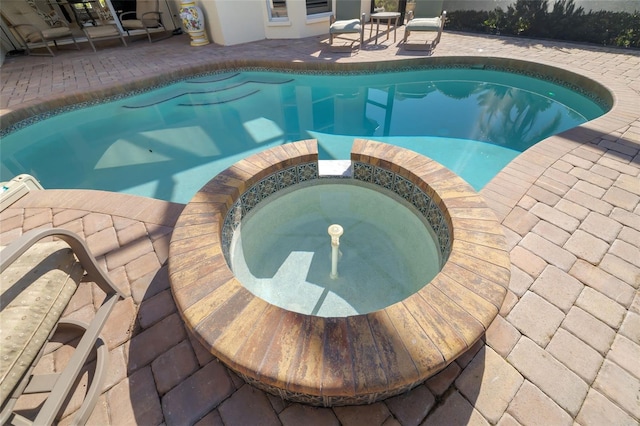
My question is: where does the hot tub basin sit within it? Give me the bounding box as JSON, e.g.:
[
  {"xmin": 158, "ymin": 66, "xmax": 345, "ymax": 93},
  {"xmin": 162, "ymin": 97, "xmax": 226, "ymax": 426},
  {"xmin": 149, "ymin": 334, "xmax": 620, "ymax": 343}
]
[{"xmin": 232, "ymin": 179, "xmax": 441, "ymax": 317}]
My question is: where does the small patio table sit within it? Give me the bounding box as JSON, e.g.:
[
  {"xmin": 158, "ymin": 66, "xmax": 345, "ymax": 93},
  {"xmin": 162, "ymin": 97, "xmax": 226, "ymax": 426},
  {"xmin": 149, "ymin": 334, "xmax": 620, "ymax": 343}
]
[{"xmin": 370, "ymin": 12, "xmax": 401, "ymax": 44}]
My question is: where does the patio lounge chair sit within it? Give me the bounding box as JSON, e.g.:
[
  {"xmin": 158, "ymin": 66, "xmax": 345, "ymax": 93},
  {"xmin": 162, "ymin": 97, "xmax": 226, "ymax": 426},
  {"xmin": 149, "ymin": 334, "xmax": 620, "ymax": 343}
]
[
  {"xmin": 403, "ymin": 0, "xmax": 446, "ymax": 51},
  {"xmin": 0, "ymin": 1, "xmax": 80, "ymax": 56},
  {"xmin": 329, "ymin": 0, "xmax": 365, "ymax": 50},
  {"xmin": 1, "ymin": 228, "xmax": 124, "ymax": 425},
  {"xmin": 119, "ymin": 0, "xmax": 167, "ymax": 43},
  {"xmin": 83, "ymin": 23, "xmax": 128, "ymax": 52}
]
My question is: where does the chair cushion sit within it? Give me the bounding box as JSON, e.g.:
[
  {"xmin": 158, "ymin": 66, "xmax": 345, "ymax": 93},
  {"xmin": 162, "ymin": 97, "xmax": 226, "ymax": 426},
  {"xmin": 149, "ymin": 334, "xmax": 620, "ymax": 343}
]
[
  {"xmin": 406, "ymin": 17, "xmax": 442, "ymax": 31},
  {"xmin": 0, "ymin": 242, "xmax": 82, "ymax": 406},
  {"xmin": 121, "ymin": 19, "xmax": 145, "ymax": 30},
  {"xmin": 329, "ymin": 19, "xmax": 361, "ymax": 34},
  {"xmin": 84, "ymin": 25, "xmax": 120, "ymax": 38},
  {"xmin": 37, "ymin": 27, "xmax": 73, "ymax": 41}
]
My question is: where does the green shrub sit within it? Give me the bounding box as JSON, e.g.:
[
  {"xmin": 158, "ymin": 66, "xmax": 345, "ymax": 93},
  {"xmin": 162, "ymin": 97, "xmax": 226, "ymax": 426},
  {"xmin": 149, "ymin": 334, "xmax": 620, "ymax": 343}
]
[{"xmin": 445, "ymin": 0, "xmax": 640, "ymax": 48}]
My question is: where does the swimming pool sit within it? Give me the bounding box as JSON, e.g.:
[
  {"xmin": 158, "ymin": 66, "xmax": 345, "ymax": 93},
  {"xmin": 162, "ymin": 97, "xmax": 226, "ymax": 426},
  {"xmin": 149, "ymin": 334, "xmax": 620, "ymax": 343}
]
[{"xmin": 0, "ymin": 66, "xmax": 607, "ymax": 204}]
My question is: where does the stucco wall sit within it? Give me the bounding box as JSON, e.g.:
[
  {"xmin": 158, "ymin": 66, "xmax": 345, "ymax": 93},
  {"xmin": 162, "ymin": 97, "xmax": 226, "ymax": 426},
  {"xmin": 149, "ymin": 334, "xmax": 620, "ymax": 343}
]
[{"xmin": 178, "ymin": 0, "xmax": 372, "ymax": 46}]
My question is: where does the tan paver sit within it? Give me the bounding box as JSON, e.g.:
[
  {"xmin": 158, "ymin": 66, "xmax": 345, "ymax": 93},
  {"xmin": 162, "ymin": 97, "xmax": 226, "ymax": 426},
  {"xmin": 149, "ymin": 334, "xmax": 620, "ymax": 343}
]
[
  {"xmin": 608, "ymin": 335, "xmax": 640, "ymax": 379},
  {"xmin": 546, "ymin": 328, "xmax": 604, "ymax": 383},
  {"xmin": 506, "ymin": 380, "xmax": 572, "ymax": 426},
  {"xmin": 485, "ymin": 314, "xmax": 521, "ymax": 358},
  {"xmin": 576, "ymin": 389, "xmax": 639, "ymax": 426},
  {"xmin": 564, "ymin": 229, "xmax": 610, "ymax": 264},
  {"xmin": 507, "ymin": 292, "xmax": 564, "ymax": 347},
  {"xmin": 519, "ymin": 232, "xmax": 577, "ymax": 272},
  {"xmin": 333, "ymin": 403, "xmax": 392, "ymax": 425},
  {"xmin": 423, "ymin": 391, "xmax": 489, "ymax": 426},
  {"xmin": 570, "ymin": 259, "xmax": 635, "ymax": 307},
  {"xmin": 507, "ymin": 337, "xmax": 589, "ymax": 416},
  {"xmin": 455, "ymin": 346, "xmax": 524, "ymax": 424},
  {"xmin": 619, "ymin": 312, "xmax": 640, "ymax": 343},
  {"xmin": 218, "ymin": 385, "xmax": 281, "ymax": 426},
  {"xmin": 279, "ymin": 404, "xmax": 340, "ymax": 426},
  {"xmin": 575, "ymin": 287, "xmax": 627, "ymax": 329},
  {"xmin": 592, "ymin": 360, "xmax": 640, "ymax": 419},
  {"xmin": 161, "ymin": 360, "xmax": 235, "ymax": 426},
  {"xmin": 531, "ymin": 265, "xmax": 584, "ymax": 313}
]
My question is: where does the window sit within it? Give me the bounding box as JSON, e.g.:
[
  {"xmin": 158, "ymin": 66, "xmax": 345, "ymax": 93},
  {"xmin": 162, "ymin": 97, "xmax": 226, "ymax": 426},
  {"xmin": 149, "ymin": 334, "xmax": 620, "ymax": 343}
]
[
  {"xmin": 267, "ymin": 0, "xmax": 288, "ymax": 19},
  {"xmin": 306, "ymin": 0, "xmax": 331, "ymax": 15}
]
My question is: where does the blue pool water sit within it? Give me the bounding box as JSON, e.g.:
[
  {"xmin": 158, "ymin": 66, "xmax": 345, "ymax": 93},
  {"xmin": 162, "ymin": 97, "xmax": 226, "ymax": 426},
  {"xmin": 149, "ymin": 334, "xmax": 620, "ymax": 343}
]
[{"xmin": 0, "ymin": 68, "xmax": 606, "ymax": 204}]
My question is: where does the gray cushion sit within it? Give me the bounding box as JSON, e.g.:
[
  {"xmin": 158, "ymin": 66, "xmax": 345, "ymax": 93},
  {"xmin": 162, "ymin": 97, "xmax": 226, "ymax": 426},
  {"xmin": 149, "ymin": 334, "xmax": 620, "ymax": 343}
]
[
  {"xmin": 0, "ymin": 242, "xmax": 82, "ymax": 406},
  {"xmin": 330, "ymin": 19, "xmax": 361, "ymax": 34},
  {"xmin": 406, "ymin": 17, "xmax": 442, "ymax": 31}
]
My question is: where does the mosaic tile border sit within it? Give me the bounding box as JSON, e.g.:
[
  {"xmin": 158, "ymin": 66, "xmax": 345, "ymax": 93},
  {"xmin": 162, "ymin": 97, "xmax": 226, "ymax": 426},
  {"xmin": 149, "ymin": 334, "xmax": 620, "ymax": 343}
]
[
  {"xmin": 237, "ymin": 370, "xmax": 422, "ymax": 407},
  {"xmin": 0, "ymin": 59, "xmax": 611, "ymax": 137},
  {"xmin": 221, "ymin": 161, "xmax": 451, "ymax": 270}
]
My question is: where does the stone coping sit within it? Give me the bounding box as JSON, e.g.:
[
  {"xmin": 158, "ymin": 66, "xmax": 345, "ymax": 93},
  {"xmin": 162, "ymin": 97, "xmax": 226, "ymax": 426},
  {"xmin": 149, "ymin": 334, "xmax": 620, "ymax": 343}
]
[
  {"xmin": 168, "ymin": 139, "xmax": 510, "ymax": 406},
  {"xmin": 0, "ymin": 56, "xmax": 611, "ymax": 136}
]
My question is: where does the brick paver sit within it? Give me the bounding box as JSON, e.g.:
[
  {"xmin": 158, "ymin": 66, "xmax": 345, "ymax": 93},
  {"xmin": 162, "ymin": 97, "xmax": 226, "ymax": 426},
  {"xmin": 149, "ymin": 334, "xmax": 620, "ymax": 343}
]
[
  {"xmin": 507, "ymin": 292, "xmax": 564, "ymax": 347},
  {"xmin": 506, "ymin": 380, "xmax": 572, "ymax": 426},
  {"xmin": 455, "ymin": 346, "xmax": 523, "ymax": 424},
  {"xmin": 592, "ymin": 360, "xmax": 640, "ymax": 419},
  {"xmin": 546, "ymin": 329, "xmax": 604, "ymax": 383},
  {"xmin": 577, "ymin": 389, "xmax": 639, "ymax": 426},
  {"xmin": 385, "ymin": 385, "xmax": 435, "ymax": 426},
  {"xmin": 161, "ymin": 360, "xmax": 235, "ymax": 426},
  {"xmin": 279, "ymin": 404, "xmax": 340, "ymax": 426},
  {"xmin": 576, "ymin": 287, "xmax": 627, "ymax": 329},
  {"xmin": 0, "ymin": 28, "xmax": 638, "ymax": 426},
  {"xmin": 519, "ymin": 232, "xmax": 577, "ymax": 271},
  {"xmin": 508, "ymin": 338, "xmax": 589, "ymax": 416},
  {"xmin": 218, "ymin": 385, "xmax": 281, "ymax": 426},
  {"xmin": 531, "ymin": 265, "xmax": 583, "ymax": 313}
]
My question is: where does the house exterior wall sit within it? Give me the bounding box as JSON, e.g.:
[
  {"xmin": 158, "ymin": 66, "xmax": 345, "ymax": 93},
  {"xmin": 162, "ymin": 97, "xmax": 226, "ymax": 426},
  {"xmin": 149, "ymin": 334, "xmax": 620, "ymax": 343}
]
[{"xmin": 175, "ymin": 0, "xmax": 371, "ymax": 46}]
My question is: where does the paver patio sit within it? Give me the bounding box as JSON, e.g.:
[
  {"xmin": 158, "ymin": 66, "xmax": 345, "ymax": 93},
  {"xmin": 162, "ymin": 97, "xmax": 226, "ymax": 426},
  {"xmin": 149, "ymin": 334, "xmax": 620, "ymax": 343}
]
[{"xmin": 0, "ymin": 25, "xmax": 638, "ymax": 425}]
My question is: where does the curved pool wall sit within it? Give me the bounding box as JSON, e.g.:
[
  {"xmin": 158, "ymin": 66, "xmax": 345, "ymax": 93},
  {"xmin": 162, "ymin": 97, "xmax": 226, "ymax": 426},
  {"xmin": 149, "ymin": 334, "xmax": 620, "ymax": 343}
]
[{"xmin": 168, "ymin": 139, "xmax": 510, "ymax": 406}]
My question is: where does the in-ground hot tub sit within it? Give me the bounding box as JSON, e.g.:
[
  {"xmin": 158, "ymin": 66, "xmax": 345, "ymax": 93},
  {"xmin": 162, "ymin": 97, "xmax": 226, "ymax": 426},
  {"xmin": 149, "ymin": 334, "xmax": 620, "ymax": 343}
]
[
  {"xmin": 230, "ymin": 178, "xmax": 443, "ymax": 317},
  {"xmin": 168, "ymin": 139, "xmax": 510, "ymax": 406}
]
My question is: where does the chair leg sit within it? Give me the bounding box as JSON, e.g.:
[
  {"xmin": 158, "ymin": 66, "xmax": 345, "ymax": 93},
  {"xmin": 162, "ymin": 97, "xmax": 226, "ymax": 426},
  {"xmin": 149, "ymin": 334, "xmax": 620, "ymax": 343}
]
[
  {"xmin": 44, "ymin": 42, "xmax": 55, "ymax": 56},
  {"xmin": 57, "ymin": 319, "xmax": 110, "ymax": 426},
  {"xmin": 86, "ymin": 37, "xmax": 97, "ymax": 52}
]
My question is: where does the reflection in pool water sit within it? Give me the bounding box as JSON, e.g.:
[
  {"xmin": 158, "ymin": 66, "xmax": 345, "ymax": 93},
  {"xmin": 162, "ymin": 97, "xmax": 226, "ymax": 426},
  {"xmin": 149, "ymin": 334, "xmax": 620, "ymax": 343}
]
[{"xmin": 0, "ymin": 68, "xmax": 607, "ymax": 203}]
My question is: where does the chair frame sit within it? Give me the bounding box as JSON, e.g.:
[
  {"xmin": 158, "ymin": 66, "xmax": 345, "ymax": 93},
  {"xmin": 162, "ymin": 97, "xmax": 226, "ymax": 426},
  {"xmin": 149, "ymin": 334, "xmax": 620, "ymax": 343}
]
[
  {"xmin": 119, "ymin": 0, "xmax": 167, "ymax": 43},
  {"xmin": 0, "ymin": 228, "xmax": 124, "ymax": 425},
  {"xmin": 329, "ymin": 12, "xmax": 366, "ymax": 47},
  {"xmin": 403, "ymin": 5, "xmax": 446, "ymax": 51},
  {"xmin": 0, "ymin": 10, "xmax": 80, "ymax": 56},
  {"xmin": 83, "ymin": 23, "xmax": 128, "ymax": 52}
]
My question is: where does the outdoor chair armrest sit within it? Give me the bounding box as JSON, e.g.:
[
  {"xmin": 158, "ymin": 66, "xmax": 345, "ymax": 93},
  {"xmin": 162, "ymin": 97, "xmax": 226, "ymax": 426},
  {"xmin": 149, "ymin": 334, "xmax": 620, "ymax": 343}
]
[
  {"xmin": 0, "ymin": 228, "xmax": 124, "ymax": 298},
  {"xmin": 119, "ymin": 10, "xmax": 137, "ymax": 21}
]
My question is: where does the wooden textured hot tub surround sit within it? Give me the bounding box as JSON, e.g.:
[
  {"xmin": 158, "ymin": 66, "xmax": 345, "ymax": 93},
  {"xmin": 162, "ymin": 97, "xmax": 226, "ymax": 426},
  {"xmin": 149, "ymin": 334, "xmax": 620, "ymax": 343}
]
[{"xmin": 168, "ymin": 139, "xmax": 509, "ymax": 406}]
